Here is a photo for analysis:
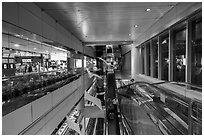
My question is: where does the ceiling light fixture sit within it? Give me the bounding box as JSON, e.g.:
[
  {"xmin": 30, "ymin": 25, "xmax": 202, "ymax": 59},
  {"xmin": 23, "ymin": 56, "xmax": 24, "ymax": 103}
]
[
  {"xmin": 34, "ymin": 48, "xmax": 37, "ymax": 50},
  {"xmin": 129, "ymin": 34, "xmax": 131, "ymax": 36},
  {"xmin": 134, "ymin": 25, "xmax": 138, "ymax": 28},
  {"xmin": 14, "ymin": 44, "xmax": 20, "ymax": 47},
  {"xmin": 146, "ymin": 8, "xmax": 151, "ymax": 12}
]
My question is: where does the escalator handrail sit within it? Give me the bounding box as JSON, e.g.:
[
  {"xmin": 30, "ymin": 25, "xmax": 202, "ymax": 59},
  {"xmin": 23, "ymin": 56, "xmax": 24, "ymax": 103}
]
[
  {"xmin": 119, "ymin": 80, "xmax": 200, "ymax": 89},
  {"xmin": 169, "ymin": 81, "xmax": 202, "ymax": 90},
  {"xmin": 120, "ymin": 112, "xmax": 134, "ymax": 135},
  {"xmin": 117, "ymin": 80, "xmax": 202, "ymax": 93}
]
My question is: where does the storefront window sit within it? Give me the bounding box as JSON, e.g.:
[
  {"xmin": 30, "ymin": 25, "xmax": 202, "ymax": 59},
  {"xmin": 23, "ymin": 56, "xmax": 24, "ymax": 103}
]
[
  {"xmin": 141, "ymin": 45, "xmax": 145, "ymax": 74},
  {"xmin": 160, "ymin": 33, "xmax": 169, "ymax": 81},
  {"xmin": 191, "ymin": 17, "xmax": 202, "ymax": 86},
  {"xmin": 173, "ymin": 27, "xmax": 186, "ymax": 82},
  {"xmin": 2, "ymin": 21, "xmax": 80, "ymax": 115},
  {"xmin": 146, "ymin": 42, "xmax": 151, "ymax": 76},
  {"xmin": 152, "ymin": 38, "xmax": 158, "ymax": 78},
  {"xmin": 2, "ymin": 34, "xmax": 68, "ymax": 76}
]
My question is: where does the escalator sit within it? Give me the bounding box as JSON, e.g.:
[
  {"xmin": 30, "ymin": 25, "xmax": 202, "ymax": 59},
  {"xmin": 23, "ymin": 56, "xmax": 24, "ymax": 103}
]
[
  {"xmin": 95, "ymin": 118, "xmax": 104, "ymax": 135},
  {"xmin": 106, "ymin": 73, "xmax": 120, "ymax": 135},
  {"xmin": 117, "ymin": 80, "xmax": 202, "ymax": 135}
]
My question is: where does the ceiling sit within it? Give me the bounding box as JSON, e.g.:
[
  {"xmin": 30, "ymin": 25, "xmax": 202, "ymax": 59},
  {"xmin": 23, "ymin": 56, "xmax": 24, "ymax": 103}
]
[{"xmin": 35, "ymin": 2, "xmax": 178, "ymax": 46}]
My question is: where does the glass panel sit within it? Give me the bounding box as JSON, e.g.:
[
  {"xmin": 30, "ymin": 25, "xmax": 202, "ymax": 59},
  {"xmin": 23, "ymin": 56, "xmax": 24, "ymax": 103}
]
[
  {"xmin": 141, "ymin": 45, "xmax": 145, "ymax": 74},
  {"xmin": 173, "ymin": 27, "xmax": 186, "ymax": 82},
  {"xmin": 152, "ymin": 38, "xmax": 158, "ymax": 78},
  {"xmin": 146, "ymin": 42, "xmax": 151, "ymax": 76},
  {"xmin": 191, "ymin": 18, "xmax": 202, "ymax": 86},
  {"xmin": 160, "ymin": 33, "xmax": 169, "ymax": 81},
  {"xmin": 2, "ymin": 21, "xmax": 78, "ymax": 116}
]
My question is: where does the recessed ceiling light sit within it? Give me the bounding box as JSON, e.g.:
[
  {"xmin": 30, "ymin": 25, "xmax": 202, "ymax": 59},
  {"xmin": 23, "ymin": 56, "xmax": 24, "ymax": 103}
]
[
  {"xmin": 134, "ymin": 25, "xmax": 138, "ymax": 28},
  {"xmin": 129, "ymin": 34, "xmax": 131, "ymax": 36},
  {"xmin": 14, "ymin": 44, "xmax": 20, "ymax": 47},
  {"xmin": 34, "ymin": 48, "xmax": 37, "ymax": 50},
  {"xmin": 146, "ymin": 8, "xmax": 151, "ymax": 12}
]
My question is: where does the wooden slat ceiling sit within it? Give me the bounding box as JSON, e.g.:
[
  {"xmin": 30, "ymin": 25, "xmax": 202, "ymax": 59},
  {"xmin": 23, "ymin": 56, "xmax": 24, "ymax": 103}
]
[{"xmin": 35, "ymin": 2, "xmax": 177, "ymax": 46}]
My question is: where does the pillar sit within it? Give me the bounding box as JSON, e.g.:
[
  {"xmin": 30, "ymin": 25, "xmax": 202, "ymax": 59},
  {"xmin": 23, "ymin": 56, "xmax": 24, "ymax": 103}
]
[
  {"xmin": 186, "ymin": 20, "xmax": 192, "ymax": 84},
  {"xmin": 150, "ymin": 40, "xmax": 155, "ymax": 77},
  {"xmin": 144, "ymin": 43, "xmax": 148, "ymax": 75},
  {"xmin": 158, "ymin": 36, "xmax": 162, "ymax": 79},
  {"xmin": 169, "ymin": 29, "xmax": 174, "ymax": 81}
]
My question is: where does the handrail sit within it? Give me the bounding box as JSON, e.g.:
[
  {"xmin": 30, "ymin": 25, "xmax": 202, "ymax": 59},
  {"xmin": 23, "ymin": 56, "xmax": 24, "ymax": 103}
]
[
  {"xmin": 120, "ymin": 112, "xmax": 134, "ymax": 135},
  {"xmin": 117, "ymin": 92, "xmax": 134, "ymax": 135},
  {"xmin": 117, "ymin": 80, "xmax": 202, "ymax": 92},
  {"xmin": 169, "ymin": 81, "xmax": 202, "ymax": 90},
  {"xmin": 2, "ymin": 74, "xmax": 80, "ymax": 116},
  {"xmin": 2, "ymin": 69, "xmax": 68, "ymax": 80}
]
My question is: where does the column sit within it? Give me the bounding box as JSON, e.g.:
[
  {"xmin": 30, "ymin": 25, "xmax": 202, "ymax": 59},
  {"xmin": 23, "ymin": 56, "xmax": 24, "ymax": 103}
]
[
  {"xmin": 186, "ymin": 20, "xmax": 192, "ymax": 84},
  {"xmin": 169, "ymin": 29, "xmax": 174, "ymax": 81},
  {"xmin": 158, "ymin": 36, "xmax": 162, "ymax": 79},
  {"xmin": 150, "ymin": 40, "xmax": 155, "ymax": 77},
  {"xmin": 144, "ymin": 43, "xmax": 148, "ymax": 75}
]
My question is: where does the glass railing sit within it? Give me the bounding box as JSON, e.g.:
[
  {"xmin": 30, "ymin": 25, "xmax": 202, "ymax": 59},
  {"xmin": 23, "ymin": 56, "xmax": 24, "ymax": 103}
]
[
  {"xmin": 168, "ymin": 81, "xmax": 202, "ymax": 92},
  {"xmin": 116, "ymin": 80, "xmax": 202, "ymax": 135},
  {"xmin": 117, "ymin": 78, "xmax": 202, "ymax": 100},
  {"xmin": 120, "ymin": 112, "xmax": 134, "ymax": 135},
  {"xmin": 2, "ymin": 70, "xmax": 81, "ymax": 116}
]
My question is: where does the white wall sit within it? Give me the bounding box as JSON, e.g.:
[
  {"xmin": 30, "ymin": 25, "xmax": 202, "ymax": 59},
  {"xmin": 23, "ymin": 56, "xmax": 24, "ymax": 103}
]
[
  {"xmin": 122, "ymin": 51, "xmax": 131, "ymax": 75},
  {"xmin": 131, "ymin": 46, "xmax": 143, "ymax": 78},
  {"xmin": 2, "ymin": 2, "xmax": 95, "ymax": 57}
]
